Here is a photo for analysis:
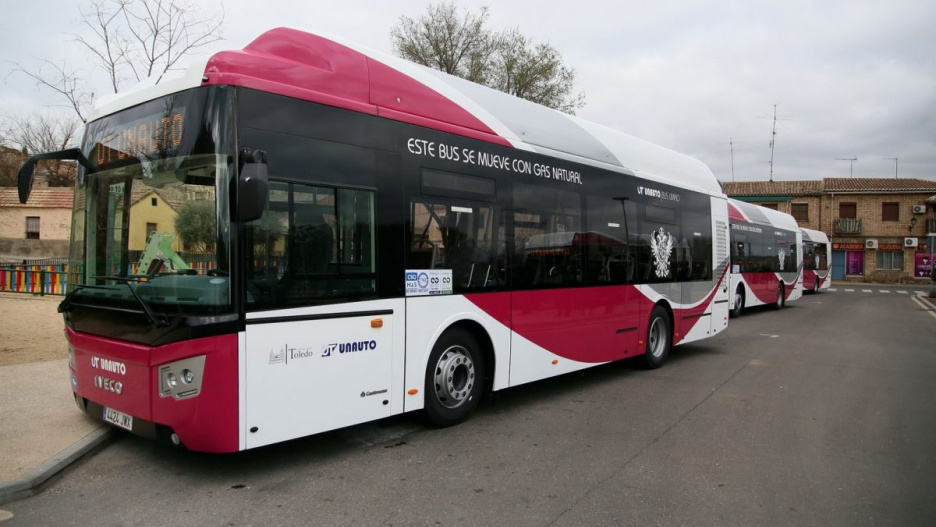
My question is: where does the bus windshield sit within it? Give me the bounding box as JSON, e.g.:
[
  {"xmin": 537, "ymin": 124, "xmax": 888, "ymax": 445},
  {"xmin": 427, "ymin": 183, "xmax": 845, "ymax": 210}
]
[{"xmin": 67, "ymin": 88, "xmax": 233, "ymax": 317}]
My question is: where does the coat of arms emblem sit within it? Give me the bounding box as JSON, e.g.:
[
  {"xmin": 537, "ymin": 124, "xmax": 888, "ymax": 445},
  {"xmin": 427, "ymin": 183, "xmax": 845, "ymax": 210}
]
[
  {"xmin": 650, "ymin": 227, "xmax": 674, "ymax": 278},
  {"xmin": 778, "ymin": 248, "xmax": 786, "ymax": 271}
]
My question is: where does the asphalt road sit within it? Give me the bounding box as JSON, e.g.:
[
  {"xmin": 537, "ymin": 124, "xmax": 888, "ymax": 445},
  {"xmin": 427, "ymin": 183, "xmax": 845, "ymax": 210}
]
[{"xmin": 5, "ymin": 286, "xmax": 936, "ymax": 526}]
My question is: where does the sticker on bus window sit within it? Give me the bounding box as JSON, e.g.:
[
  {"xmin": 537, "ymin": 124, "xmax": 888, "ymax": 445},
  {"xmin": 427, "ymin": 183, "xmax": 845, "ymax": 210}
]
[{"xmin": 405, "ymin": 270, "xmax": 453, "ymax": 296}]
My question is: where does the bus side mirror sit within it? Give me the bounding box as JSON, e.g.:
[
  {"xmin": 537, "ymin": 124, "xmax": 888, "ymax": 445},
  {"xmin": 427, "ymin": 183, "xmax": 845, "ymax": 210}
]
[
  {"xmin": 238, "ymin": 148, "xmax": 269, "ymax": 222},
  {"xmin": 17, "ymin": 148, "xmax": 95, "ymax": 204},
  {"xmin": 17, "ymin": 159, "xmax": 37, "ymax": 204}
]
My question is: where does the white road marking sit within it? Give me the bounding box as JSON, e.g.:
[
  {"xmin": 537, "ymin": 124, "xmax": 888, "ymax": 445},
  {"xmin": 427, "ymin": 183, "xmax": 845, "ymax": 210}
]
[
  {"xmin": 880, "ymin": 290, "xmax": 891, "ymax": 293},
  {"xmin": 759, "ymin": 333, "xmax": 780, "ymax": 338},
  {"xmin": 827, "ymin": 288, "xmax": 837, "ymax": 292},
  {"xmin": 911, "ymin": 295, "xmax": 936, "ymax": 320},
  {"xmin": 862, "ymin": 290, "xmax": 873, "ymax": 293},
  {"xmin": 845, "ymin": 289, "xmax": 855, "ymax": 292}
]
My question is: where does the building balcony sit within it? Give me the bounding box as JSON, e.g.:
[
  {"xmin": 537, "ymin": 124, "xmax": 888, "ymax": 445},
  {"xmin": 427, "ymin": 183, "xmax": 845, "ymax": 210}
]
[{"xmin": 835, "ymin": 218, "xmax": 862, "ymax": 234}]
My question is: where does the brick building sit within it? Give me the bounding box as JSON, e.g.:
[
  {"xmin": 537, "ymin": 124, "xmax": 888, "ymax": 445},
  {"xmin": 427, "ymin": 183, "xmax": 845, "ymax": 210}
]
[{"xmin": 723, "ymin": 178, "xmax": 936, "ymax": 283}]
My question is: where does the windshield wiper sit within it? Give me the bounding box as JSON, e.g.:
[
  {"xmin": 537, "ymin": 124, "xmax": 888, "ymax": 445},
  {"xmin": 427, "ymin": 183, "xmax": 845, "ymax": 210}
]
[
  {"xmin": 58, "ymin": 284, "xmax": 92, "ymax": 314},
  {"xmin": 90, "ymin": 276, "xmax": 170, "ymax": 328}
]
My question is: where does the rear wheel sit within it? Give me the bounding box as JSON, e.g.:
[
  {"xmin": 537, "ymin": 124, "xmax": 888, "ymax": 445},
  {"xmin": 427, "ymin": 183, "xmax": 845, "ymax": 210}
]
[
  {"xmin": 424, "ymin": 328, "xmax": 485, "ymax": 427},
  {"xmin": 641, "ymin": 305, "xmax": 671, "ymax": 369},
  {"xmin": 775, "ymin": 283, "xmax": 785, "ymax": 309},
  {"xmin": 730, "ymin": 287, "xmax": 744, "ymax": 318}
]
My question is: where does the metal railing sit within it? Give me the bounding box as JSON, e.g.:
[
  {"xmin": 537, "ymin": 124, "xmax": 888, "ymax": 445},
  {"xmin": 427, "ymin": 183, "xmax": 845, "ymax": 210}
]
[{"xmin": 835, "ymin": 218, "xmax": 862, "ymax": 234}]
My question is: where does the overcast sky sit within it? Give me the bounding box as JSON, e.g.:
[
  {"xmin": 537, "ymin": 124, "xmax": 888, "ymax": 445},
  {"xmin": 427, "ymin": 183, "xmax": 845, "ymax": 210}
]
[{"xmin": 2, "ymin": 0, "xmax": 934, "ymax": 182}]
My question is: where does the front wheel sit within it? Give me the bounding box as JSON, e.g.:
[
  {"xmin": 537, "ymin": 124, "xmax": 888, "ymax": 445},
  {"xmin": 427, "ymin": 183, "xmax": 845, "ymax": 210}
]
[
  {"xmin": 424, "ymin": 328, "xmax": 485, "ymax": 427},
  {"xmin": 775, "ymin": 283, "xmax": 785, "ymax": 310},
  {"xmin": 641, "ymin": 305, "xmax": 672, "ymax": 369}
]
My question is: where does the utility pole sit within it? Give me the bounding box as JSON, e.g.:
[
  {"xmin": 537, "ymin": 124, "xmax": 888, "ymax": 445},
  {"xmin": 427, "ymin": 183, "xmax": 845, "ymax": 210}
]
[
  {"xmin": 884, "ymin": 157, "xmax": 898, "ymax": 179},
  {"xmin": 836, "ymin": 157, "xmax": 858, "ymax": 177}
]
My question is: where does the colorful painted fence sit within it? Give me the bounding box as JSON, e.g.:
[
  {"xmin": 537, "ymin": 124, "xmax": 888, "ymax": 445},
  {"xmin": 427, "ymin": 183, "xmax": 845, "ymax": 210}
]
[
  {"xmin": 1, "ymin": 258, "xmax": 218, "ymax": 296},
  {"xmin": 0, "ymin": 264, "xmax": 72, "ymax": 296}
]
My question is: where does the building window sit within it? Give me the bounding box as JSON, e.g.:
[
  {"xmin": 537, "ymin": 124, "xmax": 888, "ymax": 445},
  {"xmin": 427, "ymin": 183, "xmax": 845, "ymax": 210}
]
[
  {"xmin": 146, "ymin": 223, "xmax": 158, "ymax": 240},
  {"xmin": 759, "ymin": 203, "xmax": 779, "ymax": 210},
  {"xmin": 151, "ymin": 197, "xmax": 158, "ymax": 206},
  {"xmin": 839, "ymin": 202, "xmax": 857, "ymax": 218},
  {"xmin": 882, "ymin": 202, "xmax": 899, "ymax": 222},
  {"xmin": 876, "ymin": 250, "xmax": 903, "ymax": 270},
  {"xmin": 26, "ymin": 217, "xmax": 40, "ymax": 239},
  {"xmin": 791, "ymin": 203, "xmax": 809, "ymax": 221}
]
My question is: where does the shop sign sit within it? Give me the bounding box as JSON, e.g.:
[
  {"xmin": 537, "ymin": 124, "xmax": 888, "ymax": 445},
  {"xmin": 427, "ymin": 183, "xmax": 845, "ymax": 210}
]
[{"xmin": 833, "ymin": 243, "xmax": 864, "ymax": 250}]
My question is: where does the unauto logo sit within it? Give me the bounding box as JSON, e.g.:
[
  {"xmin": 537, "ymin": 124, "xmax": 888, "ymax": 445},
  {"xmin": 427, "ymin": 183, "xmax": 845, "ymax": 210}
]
[{"xmin": 321, "ymin": 343, "xmax": 338, "ymax": 357}]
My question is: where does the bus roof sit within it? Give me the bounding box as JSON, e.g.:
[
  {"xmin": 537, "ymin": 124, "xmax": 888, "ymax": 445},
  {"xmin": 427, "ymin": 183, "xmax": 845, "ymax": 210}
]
[
  {"xmin": 800, "ymin": 227, "xmax": 830, "ymax": 243},
  {"xmin": 727, "ymin": 198, "xmax": 800, "ymax": 232},
  {"xmin": 89, "ymin": 27, "xmax": 722, "ymax": 196}
]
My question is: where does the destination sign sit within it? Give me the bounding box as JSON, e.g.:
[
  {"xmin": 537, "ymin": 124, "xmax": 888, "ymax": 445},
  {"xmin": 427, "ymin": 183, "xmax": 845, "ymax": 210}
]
[{"xmin": 90, "ymin": 109, "xmax": 186, "ymax": 169}]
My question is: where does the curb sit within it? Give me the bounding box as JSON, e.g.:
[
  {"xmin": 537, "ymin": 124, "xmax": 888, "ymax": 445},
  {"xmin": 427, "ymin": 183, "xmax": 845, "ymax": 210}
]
[{"xmin": 0, "ymin": 426, "xmax": 115, "ymax": 505}]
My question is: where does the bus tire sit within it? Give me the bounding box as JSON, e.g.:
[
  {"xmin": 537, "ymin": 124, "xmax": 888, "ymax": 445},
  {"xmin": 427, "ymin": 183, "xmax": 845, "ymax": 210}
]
[
  {"xmin": 642, "ymin": 305, "xmax": 672, "ymax": 369},
  {"xmin": 730, "ymin": 287, "xmax": 744, "ymax": 318},
  {"xmin": 775, "ymin": 283, "xmax": 785, "ymax": 309},
  {"xmin": 424, "ymin": 328, "xmax": 485, "ymax": 427}
]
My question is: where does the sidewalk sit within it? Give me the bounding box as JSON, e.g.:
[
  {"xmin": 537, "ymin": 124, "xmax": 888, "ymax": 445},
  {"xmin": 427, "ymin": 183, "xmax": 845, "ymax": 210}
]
[{"xmin": 0, "ymin": 360, "xmax": 113, "ymax": 504}]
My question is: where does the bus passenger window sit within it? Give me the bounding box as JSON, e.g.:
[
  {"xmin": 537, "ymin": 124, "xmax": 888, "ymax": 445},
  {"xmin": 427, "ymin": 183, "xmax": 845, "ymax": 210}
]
[
  {"xmin": 408, "ymin": 201, "xmax": 503, "ymax": 292},
  {"xmin": 513, "ymin": 183, "xmax": 582, "ymax": 288},
  {"xmin": 244, "ymin": 182, "xmax": 376, "ymax": 310}
]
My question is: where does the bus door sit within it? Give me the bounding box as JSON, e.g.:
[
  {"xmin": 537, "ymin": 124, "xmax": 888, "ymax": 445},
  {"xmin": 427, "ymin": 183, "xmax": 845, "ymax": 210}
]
[
  {"xmin": 710, "ymin": 198, "xmax": 730, "ymax": 333},
  {"xmin": 240, "ymin": 181, "xmax": 403, "ymax": 449}
]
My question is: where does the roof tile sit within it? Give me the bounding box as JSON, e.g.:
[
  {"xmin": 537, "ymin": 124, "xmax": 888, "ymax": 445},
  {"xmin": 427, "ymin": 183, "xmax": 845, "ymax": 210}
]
[{"xmin": 0, "ymin": 187, "xmax": 74, "ymax": 208}]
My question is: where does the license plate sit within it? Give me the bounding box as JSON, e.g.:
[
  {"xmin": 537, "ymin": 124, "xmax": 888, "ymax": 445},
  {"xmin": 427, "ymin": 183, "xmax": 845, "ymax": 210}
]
[{"xmin": 103, "ymin": 407, "xmax": 133, "ymax": 431}]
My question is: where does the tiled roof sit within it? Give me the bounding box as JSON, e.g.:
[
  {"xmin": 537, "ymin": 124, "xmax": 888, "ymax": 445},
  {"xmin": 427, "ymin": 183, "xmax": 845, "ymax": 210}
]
[
  {"xmin": 0, "ymin": 187, "xmax": 73, "ymax": 208},
  {"xmin": 823, "ymin": 178, "xmax": 936, "ymax": 192},
  {"xmin": 722, "ymin": 180, "xmax": 823, "ymax": 196}
]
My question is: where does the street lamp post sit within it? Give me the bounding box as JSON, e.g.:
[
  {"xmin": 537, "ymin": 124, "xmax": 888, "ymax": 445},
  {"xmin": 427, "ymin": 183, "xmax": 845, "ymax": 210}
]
[
  {"xmin": 884, "ymin": 157, "xmax": 898, "ymax": 179},
  {"xmin": 836, "ymin": 157, "xmax": 858, "ymax": 177}
]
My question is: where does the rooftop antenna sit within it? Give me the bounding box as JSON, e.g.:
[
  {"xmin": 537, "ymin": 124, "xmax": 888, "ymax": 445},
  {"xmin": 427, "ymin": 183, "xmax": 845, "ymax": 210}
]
[
  {"xmin": 722, "ymin": 138, "xmax": 744, "ymax": 182},
  {"xmin": 884, "ymin": 157, "xmax": 898, "ymax": 179},
  {"xmin": 836, "ymin": 157, "xmax": 858, "ymax": 177},
  {"xmin": 759, "ymin": 105, "xmax": 791, "ymax": 182}
]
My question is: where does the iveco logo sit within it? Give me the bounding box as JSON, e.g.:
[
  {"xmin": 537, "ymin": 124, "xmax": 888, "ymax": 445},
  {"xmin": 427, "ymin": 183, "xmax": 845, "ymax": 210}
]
[{"xmin": 94, "ymin": 375, "xmax": 123, "ymax": 395}]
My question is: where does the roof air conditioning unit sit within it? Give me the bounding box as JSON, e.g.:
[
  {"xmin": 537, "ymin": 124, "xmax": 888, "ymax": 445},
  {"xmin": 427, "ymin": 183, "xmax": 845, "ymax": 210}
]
[
  {"xmin": 865, "ymin": 239, "xmax": 878, "ymax": 249},
  {"xmin": 912, "ymin": 205, "xmax": 927, "ymax": 214},
  {"xmin": 905, "ymin": 237, "xmax": 918, "ymax": 248}
]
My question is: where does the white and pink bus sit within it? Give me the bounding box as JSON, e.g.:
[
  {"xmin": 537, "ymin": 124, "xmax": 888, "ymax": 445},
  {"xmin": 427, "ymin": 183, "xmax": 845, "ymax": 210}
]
[
  {"xmin": 801, "ymin": 227, "xmax": 831, "ymax": 293},
  {"xmin": 728, "ymin": 198, "xmax": 803, "ymax": 317},
  {"xmin": 18, "ymin": 28, "xmax": 729, "ymax": 452}
]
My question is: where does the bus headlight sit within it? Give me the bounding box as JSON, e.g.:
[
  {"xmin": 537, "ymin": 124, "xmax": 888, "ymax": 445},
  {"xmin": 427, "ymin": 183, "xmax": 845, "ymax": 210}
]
[
  {"xmin": 68, "ymin": 344, "xmax": 76, "ymax": 370},
  {"xmin": 158, "ymin": 355, "xmax": 206, "ymax": 400}
]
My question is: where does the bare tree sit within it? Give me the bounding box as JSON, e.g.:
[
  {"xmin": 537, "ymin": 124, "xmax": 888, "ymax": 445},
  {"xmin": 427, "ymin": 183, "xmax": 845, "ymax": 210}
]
[
  {"xmin": 391, "ymin": 3, "xmax": 498, "ymax": 85},
  {"xmin": 11, "ymin": 0, "xmax": 224, "ymax": 122},
  {"xmin": 391, "ymin": 2, "xmax": 585, "ymax": 114},
  {"xmin": 491, "ymin": 29, "xmax": 585, "ymax": 114},
  {"xmin": 0, "ymin": 114, "xmax": 81, "ymax": 186}
]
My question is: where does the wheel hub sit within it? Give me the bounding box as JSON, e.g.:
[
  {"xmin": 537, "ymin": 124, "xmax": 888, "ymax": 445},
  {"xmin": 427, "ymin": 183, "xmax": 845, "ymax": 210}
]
[{"xmin": 434, "ymin": 346, "xmax": 476, "ymax": 409}]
